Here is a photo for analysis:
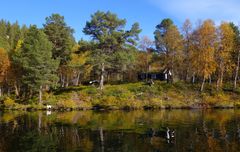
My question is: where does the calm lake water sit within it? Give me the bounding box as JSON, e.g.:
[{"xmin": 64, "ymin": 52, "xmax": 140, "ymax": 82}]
[{"xmin": 0, "ymin": 110, "xmax": 240, "ymax": 152}]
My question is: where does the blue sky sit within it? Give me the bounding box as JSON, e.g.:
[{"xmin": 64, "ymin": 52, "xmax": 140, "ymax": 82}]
[{"xmin": 0, "ymin": 0, "xmax": 239, "ymax": 41}]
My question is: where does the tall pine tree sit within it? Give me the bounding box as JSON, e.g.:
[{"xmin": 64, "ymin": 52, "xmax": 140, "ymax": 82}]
[
  {"xmin": 19, "ymin": 25, "xmax": 59, "ymax": 103},
  {"xmin": 83, "ymin": 11, "xmax": 141, "ymax": 89}
]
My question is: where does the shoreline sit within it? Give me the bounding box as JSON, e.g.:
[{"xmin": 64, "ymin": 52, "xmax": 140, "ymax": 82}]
[{"xmin": 1, "ymin": 104, "xmax": 239, "ymax": 111}]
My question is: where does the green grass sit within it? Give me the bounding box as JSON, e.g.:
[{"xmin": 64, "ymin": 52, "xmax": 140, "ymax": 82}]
[
  {"xmin": 2, "ymin": 81, "xmax": 240, "ymax": 110},
  {"xmin": 43, "ymin": 81, "xmax": 240, "ymax": 110}
]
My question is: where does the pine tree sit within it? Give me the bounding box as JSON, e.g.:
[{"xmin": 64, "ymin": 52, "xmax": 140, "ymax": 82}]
[
  {"xmin": 83, "ymin": 11, "xmax": 141, "ymax": 89},
  {"xmin": 19, "ymin": 25, "xmax": 59, "ymax": 103},
  {"xmin": 154, "ymin": 19, "xmax": 183, "ymax": 82},
  {"xmin": 43, "ymin": 14, "xmax": 75, "ymax": 64}
]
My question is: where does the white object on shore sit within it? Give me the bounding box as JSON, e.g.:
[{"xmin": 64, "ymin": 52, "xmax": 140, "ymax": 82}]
[{"xmin": 46, "ymin": 105, "xmax": 52, "ymax": 109}]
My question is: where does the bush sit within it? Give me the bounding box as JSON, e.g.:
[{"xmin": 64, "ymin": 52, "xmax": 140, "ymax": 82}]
[
  {"xmin": 234, "ymin": 87, "xmax": 240, "ymax": 95},
  {"xmin": 173, "ymin": 81, "xmax": 189, "ymax": 91},
  {"xmin": 29, "ymin": 103, "xmax": 45, "ymax": 110},
  {"xmin": 83, "ymin": 87, "xmax": 98, "ymax": 95},
  {"xmin": 55, "ymin": 100, "xmax": 77, "ymax": 109},
  {"xmin": 119, "ymin": 99, "xmax": 142, "ymax": 109},
  {"xmin": 125, "ymin": 83, "xmax": 143, "ymax": 92},
  {"xmin": 235, "ymin": 102, "xmax": 240, "ymax": 108},
  {"xmin": 103, "ymin": 86, "xmax": 134, "ymax": 100},
  {"xmin": 3, "ymin": 97, "xmax": 16, "ymax": 108},
  {"xmin": 42, "ymin": 92, "xmax": 53, "ymax": 102},
  {"xmin": 150, "ymin": 98, "xmax": 163, "ymax": 107},
  {"xmin": 78, "ymin": 92, "xmax": 91, "ymax": 102},
  {"xmin": 102, "ymin": 96, "xmax": 119, "ymax": 107}
]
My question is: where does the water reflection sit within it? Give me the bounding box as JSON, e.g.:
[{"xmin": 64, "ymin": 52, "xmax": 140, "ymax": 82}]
[{"xmin": 0, "ymin": 110, "xmax": 240, "ymax": 152}]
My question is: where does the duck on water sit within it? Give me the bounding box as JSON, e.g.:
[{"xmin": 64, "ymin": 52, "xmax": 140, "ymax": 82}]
[{"xmin": 148, "ymin": 127, "xmax": 175, "ymax": 142}]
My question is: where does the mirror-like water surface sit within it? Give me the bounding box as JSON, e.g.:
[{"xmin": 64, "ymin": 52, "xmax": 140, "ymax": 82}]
[{"xmin": 0, "ymin": 110, "xmax": 240, "ymax": 152}]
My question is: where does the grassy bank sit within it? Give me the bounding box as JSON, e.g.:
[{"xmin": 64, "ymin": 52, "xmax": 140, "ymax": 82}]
[{"xmin": 1, "ymin": 81, "xmax": 240, "ymax": 110}]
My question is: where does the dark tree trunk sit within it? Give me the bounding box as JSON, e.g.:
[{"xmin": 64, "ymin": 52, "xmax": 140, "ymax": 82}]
[
  {"xmin": 29, "ymin": 89, "xmax": 33, "ymax": 99},
  {"xmin": 234, "ymin": 50, "xmax": 240, "ymax": 89},
  {"xmin": 185, "ymin": 68, "xmax": 189, "ymax": 82}
]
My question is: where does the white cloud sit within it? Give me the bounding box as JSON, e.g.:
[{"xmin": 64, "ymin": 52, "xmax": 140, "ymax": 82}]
[{"xmin": 149, "ymin": 0, "xmax": 240, "ymax": 25}]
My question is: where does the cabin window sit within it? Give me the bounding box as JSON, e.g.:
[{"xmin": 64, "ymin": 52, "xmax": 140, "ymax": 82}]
[
  {"xmin": 151, "ymin": 74, "xmax": 157, "ymax": 79},
  {"xmin": 141, "ymin": 74, "xmax": 145, "ymax": 79}
]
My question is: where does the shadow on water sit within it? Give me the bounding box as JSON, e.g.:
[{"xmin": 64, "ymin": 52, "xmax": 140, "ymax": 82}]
[{"xmin": 0, "ymin": 110, "xmax": 240, "ymax": 152}]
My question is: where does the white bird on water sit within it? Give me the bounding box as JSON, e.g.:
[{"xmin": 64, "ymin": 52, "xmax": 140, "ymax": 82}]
[
  {"xmin": 166, "ymin": 127, "xmax": 170, "ymax": 140},
  {"xmin": 166, "ymin": 127, "xmax": 175, "ymax": 140}
]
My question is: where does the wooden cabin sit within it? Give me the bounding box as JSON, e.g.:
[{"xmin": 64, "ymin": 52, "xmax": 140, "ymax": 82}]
[
  {"xmin": 138, "ymin": 70, "xmax": 171, "ymax": 81},
  {"xmin": 138, "ymin": 72, "xmax": 166, "ymax": 81}
]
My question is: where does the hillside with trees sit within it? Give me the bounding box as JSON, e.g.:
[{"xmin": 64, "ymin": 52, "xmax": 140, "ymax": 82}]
[{"xmin": 1, "ymin": 11, "xmax": 240, "ymax": 110}]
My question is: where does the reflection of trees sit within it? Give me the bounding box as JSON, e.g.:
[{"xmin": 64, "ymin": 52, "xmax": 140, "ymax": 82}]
[
  {"xmin": 0, "ymin": 110, "xmax": 240, "ymax": 151},
  {"xmin": 99, "ymin": 127, "xmax": 104, "ymax": 152}
]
